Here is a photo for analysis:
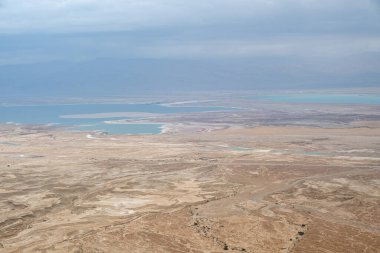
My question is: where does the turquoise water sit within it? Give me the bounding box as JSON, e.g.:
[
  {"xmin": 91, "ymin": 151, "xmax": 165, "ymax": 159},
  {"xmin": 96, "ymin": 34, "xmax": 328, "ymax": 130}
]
[
  {"xmin": 0, "ymin": 103, "xmax": 232, "ymax": 134},
  {"xmin": 249, "ymin": 94, "xmax": 380, "ymax": 104},
  {"xmin": 228, "ymin": 146, "xmax": 323, "ymax": 156}
]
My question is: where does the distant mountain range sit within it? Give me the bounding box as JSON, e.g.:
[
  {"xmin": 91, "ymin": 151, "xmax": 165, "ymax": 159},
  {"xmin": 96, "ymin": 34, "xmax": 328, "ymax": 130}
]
[{"xmin": 1, "ymin": 58, "xmax": 379, "ymax": 97}]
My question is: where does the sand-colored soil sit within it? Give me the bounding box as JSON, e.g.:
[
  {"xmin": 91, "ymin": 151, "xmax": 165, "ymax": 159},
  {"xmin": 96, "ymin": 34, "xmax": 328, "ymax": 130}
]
[{"xmin": 0, "ymin": 124, "xmax": 379, "ymax": 252}]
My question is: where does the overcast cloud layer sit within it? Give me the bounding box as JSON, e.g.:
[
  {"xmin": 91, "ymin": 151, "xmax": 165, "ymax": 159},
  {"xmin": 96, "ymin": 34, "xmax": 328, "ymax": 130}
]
[
  {"xmin": 0, "ymin": 0, "xmax": 378, "ymax": 34},
  {"xmin": 0, "ymin": 0, "xmax": 379, "ymax": 94}
]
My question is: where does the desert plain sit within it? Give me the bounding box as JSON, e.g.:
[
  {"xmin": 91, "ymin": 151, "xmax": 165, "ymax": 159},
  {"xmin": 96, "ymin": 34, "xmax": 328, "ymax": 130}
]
[{"xmin": 0, "ymin": 96, "xmax": 380, "ymax": 253}]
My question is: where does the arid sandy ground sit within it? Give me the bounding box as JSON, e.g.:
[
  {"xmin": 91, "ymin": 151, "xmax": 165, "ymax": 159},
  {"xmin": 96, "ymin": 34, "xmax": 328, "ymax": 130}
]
[{"xmin": 1, "ymin": 120, "xmax": 379, "ymax": 253}]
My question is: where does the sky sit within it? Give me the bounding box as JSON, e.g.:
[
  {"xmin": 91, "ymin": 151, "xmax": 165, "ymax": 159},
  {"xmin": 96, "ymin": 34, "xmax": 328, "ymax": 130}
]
[{"xmin": 0, "ymin": 0, "xmax": 380, "ymax": 95}]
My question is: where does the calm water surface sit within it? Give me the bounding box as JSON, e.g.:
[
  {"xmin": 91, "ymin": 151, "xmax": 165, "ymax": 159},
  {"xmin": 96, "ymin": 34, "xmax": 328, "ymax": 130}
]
[
  {"xmin": 0, "ymin": 103, "xmax": 231, "ymax": 134},
  {"xmin": 250, "ymin": 94, "xmax": 380, "ymax": 104}
]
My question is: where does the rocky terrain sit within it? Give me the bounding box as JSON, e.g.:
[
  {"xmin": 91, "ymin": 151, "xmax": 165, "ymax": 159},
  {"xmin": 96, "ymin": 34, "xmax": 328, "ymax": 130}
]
[{"xmin": 0, "ymin": 121, "xmax": 379, "ymax": 252}]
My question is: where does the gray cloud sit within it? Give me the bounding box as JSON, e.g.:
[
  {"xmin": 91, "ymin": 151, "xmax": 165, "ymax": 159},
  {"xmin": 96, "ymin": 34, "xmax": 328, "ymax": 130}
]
[
  {"xmin": 1, "ymin": 32, "xmax": 379, "ymax": 66},
  {"xmin": 0, "ymin": 0, "xmax": 378, "ymax": 34},
  {"xmin": 0, "ymin": 0, "xmax": 379, "ymax": 91}
]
